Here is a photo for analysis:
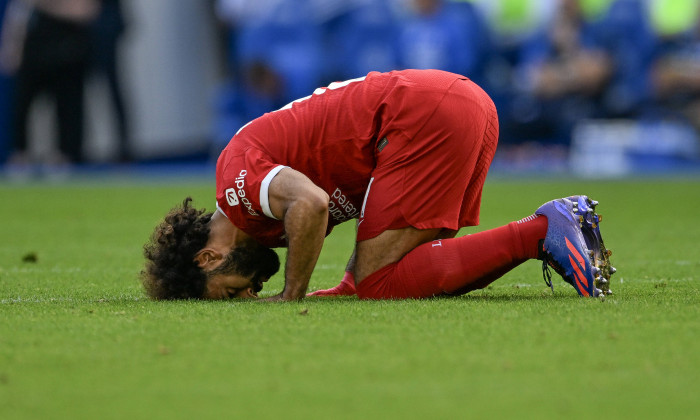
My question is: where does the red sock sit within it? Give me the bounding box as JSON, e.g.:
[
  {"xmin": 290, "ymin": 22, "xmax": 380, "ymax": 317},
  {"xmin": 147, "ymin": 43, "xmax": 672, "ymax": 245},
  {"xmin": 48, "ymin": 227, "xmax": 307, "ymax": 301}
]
[
  {"xmin": 356, "ymin": 215, "xmax": 547, "ymax": 299},
  {"xmin": 306, "ymin": 271, "xmax": 356, "ymax": 297}
]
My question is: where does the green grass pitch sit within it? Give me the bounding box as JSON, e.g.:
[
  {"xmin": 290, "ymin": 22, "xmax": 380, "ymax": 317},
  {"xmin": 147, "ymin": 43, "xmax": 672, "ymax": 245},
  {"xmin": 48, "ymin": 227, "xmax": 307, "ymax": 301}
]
[{"xmin": 1, "ymin": 177, "xmax": 699, "ymax": 419}]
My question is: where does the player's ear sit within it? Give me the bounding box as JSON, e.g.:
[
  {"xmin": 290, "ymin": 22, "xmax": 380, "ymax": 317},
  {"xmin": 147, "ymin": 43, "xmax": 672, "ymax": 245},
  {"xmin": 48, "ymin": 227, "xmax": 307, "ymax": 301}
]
[
  {"xmin": 193, "ymin": 248, "xmax": 222, "ymax": 269},
  {"xmin": 240, "ymin": 287, "xmax": 259, "ymax": 299}
]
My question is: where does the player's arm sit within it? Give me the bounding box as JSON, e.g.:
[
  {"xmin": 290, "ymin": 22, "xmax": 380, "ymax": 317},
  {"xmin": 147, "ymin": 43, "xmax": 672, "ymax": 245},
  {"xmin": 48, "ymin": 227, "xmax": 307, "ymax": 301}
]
[{"xmin": 265, "ymin": 168, "xmax": 329, "ymax": 301}]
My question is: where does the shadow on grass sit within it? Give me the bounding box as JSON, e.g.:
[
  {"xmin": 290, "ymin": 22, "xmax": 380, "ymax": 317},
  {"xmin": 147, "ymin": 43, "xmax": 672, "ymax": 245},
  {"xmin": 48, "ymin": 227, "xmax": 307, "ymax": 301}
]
[
  {"xmin": 302, "ymin": 290, "xmax": 584, "ymax": 304},
  {"xmin": 90, "ymin": 288, "xmax": 586, "ymax": 308}
]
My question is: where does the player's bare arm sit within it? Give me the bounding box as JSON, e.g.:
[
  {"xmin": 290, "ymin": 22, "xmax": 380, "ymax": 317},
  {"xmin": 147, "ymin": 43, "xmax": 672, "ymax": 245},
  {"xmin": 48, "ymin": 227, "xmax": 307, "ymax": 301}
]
[{"xmin": 265, "ymin": 168, "xmax": 329, "ymax": 301}]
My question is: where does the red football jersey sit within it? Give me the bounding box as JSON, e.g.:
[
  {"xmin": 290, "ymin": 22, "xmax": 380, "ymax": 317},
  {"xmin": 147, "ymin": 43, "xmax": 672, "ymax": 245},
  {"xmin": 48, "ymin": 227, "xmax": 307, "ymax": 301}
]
[{"xmin": 215, "ymin": 69, "xmax": 467, "ymax": 247}]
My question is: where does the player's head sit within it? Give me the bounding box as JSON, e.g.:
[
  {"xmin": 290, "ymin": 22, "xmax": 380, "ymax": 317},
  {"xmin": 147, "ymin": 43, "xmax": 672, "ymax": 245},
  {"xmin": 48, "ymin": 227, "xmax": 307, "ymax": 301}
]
[
  {"xmin": 196, "ymin": 242, "xmax": 280, "ymax": 299},
  {"xmin": 141, "ymin": 197, "xmax": 279, "ymax": 300}
]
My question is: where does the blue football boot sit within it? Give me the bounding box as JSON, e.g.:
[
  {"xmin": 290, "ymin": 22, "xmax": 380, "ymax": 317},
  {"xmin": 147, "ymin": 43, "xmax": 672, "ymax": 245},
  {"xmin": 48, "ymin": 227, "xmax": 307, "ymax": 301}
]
[{"xmin": 535, "ymin": 196, "xmax": 615, "ymax": 297}]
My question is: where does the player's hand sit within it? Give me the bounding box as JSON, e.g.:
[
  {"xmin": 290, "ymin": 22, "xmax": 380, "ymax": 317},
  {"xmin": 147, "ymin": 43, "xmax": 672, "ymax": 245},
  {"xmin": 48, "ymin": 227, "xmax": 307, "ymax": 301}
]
[{"xmin": 260, "ymin": 292, "xmax": 304, "ymax": 302}]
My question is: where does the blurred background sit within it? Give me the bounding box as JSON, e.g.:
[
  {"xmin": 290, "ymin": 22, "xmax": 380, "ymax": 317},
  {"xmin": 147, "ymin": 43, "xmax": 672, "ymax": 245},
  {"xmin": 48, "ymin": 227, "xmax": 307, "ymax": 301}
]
[{"xmin": 1, "ymin": 0, "xmax": 699, "ymax": 180}]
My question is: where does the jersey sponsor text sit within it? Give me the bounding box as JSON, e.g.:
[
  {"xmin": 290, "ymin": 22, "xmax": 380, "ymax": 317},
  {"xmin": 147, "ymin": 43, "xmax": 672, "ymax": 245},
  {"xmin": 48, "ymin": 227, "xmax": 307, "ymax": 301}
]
[
  {"xmin": 329, "ymin": 187, "xmax": 360, "ymax": 222},
  {"xmin": 231, "ymin": 170, "xmax": 259, "ymax": 216}
]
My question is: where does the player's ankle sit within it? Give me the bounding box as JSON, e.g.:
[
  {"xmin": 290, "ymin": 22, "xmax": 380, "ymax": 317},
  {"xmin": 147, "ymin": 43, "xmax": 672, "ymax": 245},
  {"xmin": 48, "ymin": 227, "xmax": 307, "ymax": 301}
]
[{"xmin": 515, "ymin": 214, "xmax": 548, "ymax": 260}]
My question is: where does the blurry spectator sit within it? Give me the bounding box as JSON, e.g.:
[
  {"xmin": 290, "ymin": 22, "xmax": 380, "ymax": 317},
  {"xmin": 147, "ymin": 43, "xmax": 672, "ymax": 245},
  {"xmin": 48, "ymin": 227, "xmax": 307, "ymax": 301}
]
[
  {"xmin": 232, "ymin": 0, "xmax": 323, "ymax": 102},
  {"xmin": 1, "ymin": 0, "xmax": 99, "ymax": 178},
  {"xmin": 592, "ymin": 0, "xmax": 657, "ymax": 118},
  {"xmin": 0, "ymin": 0, "xmax": 14, "ymax": 162},
  {"xmin": 213, "ymin": 0, "xmax": 324, "ymax": 153},
  {"xmin": 647, "ymin": 0, "xmax": 700, "ymax": 132},
  {"xmin": 209, "ymin": 0, "xmax": 700, "ymax": 159},
  {"xmin": 212, "ymin": 61, "xmax": 285, "ymax": 151},
  {"xmin": 91, "ymin": 0, "xmax": 129, "ymax": 162},
  {"xmin": 326, "ymin": 0, "xmax": 399, "ymax": 80},
  {"xmin": 395, "ymin": 0, "xmax": 491, "ymax": 81},
  {"xmin": 477, "ymin": 0, "xmax": 556, "ymax": 64},
  {"xmin": 0, "ymin": 0, "xmax": 27, "ymax": 76},
  {"xmin": 509, "ymin": 0, "xmax": 613, "ymax": 144},
  {"xmin": 475, "ymin": 0, "xmax": 556, "ymax": 138},
  {"xmin": 523, "ymin": 0, "xmax": 611, "ymax": 100}
]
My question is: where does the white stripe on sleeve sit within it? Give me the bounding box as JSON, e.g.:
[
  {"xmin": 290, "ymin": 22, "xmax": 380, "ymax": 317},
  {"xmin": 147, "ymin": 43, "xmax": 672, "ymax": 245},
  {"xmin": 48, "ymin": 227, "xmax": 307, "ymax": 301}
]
[
  {"xmin": 215, "ymin": 202, "xmax": 229, "ymax": 218},
  {"xmin": 260, "ymin": 165, "xmax": 288, "ymax": 219}
]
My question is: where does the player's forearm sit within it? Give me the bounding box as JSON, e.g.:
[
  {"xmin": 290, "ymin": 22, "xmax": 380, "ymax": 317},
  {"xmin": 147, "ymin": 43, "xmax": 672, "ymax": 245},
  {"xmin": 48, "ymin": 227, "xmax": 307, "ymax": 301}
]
[{"xmin": 280, "ymin": 197, "xmax": 329, "ymax": 300}]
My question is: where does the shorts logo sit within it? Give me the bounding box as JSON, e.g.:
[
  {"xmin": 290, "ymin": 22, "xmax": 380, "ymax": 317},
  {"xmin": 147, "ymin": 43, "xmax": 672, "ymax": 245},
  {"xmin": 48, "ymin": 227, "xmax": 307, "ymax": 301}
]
[{"xmin": 225, "ymin": 188, "xmax": 239, "ymax": 206}]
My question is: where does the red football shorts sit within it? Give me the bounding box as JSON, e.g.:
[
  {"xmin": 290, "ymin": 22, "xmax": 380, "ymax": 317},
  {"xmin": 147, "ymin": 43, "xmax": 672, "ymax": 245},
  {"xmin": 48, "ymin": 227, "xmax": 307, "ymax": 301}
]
[{"xmin": 356, "ymin": 78, "xmax": 499, "ymax": 241}]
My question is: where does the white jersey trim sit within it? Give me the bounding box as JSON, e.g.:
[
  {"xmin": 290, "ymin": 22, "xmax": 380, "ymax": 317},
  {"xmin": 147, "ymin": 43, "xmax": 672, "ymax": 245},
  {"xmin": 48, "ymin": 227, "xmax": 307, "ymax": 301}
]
[
  {"xmin": 215, "ymin": 202, "xmax": 229, "ymax": 218},
  {"xmin": 260, "ymin": 165, "xmax": 288, "ymax": 219},
  {"xmin": 360, "ymin": 177, "xmax": 374, "ymax": 218}
]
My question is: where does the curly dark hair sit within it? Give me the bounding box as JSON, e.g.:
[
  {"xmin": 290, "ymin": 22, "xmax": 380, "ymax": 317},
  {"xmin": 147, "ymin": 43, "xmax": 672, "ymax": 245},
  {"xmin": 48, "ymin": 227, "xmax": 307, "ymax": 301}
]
[{"xmin": 141, "ymin": 197, "xmax": 213, "ymax": 299}]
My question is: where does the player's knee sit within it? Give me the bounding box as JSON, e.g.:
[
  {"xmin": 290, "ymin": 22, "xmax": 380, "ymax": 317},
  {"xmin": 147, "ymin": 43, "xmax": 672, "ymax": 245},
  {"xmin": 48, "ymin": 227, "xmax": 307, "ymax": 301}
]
[
  {"xmin": 355, "ymin": 264, "xmax": 398, "ymax": 300},
  {"xmin": 354, "ymin": 227, "xmax": 441, "ymax": 284},
  {"xmin": 355, "ymin": 261, "xmax": 440, "ymax": 300}
]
